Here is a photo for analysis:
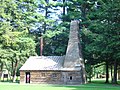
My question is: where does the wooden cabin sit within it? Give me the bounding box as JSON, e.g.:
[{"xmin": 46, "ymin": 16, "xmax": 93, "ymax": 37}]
[{"xmin": 20, "ymin": 20, "xmax": 86, "ymax": 84}]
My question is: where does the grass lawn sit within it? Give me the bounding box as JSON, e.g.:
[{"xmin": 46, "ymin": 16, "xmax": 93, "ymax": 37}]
[{"xmin": 0, "ymin": 80, "xmax": 120, "ymax": 90}]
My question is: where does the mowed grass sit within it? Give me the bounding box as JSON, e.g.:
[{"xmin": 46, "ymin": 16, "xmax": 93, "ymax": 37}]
[{"xmin": 0, "ymin": 80, "xmax": 120, "ymax": 90}]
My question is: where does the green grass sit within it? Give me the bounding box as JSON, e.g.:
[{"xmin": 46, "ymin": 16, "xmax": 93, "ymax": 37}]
[{"xmin": 0, "ymin": 80, "xmax": 120, "ymax": 90}]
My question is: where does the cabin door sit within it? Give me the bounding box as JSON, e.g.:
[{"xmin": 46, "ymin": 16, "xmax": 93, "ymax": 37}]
[
  {"xmin": 63, "ymin": 72, "xmax": 67, "ymax": 84},
  {"xmin": 26, "ymin": 72, "xmax": 30, "ymax": 83}
]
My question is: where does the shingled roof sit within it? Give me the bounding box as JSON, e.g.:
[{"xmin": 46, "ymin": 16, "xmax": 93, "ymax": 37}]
[{"xmin": 20, "ymin": 56, "xmax": 65, "ymax": 70}]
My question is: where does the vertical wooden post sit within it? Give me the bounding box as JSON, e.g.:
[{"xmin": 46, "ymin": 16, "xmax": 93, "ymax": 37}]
[{"xmin": 40, "ymin": 37, "xmax": 43, "ymax": 56}]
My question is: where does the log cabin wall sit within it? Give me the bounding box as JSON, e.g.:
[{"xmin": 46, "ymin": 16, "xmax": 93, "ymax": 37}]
[
  {"xmin": 20, "ymin": 70, "xmax": 83, "ymax": 84},
  {"xmin": 20, "ymin": 71, "xmax": 25, "ymax": 83}
]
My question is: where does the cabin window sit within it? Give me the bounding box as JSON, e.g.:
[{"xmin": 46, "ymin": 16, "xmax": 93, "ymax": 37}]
[
  {"xmin": 52, "ymin": 73, "xmax": 57, "ymax": 78},
  {"xmin": 41, "ymin": 73, "xmax": 45, "ymax": 77},
  {"xmin": 70, "ymin": 76, "xmax": 72, "ymax": 80}
]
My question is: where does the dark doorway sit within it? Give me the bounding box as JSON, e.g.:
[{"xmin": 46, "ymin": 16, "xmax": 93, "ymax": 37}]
[
  {"xmin": 70, "ymin": 76, "xmax": 72, "ymax": 80},
  {"xmin": 26, "ymin": 72, "xmax": 30, "ymax": 83}
]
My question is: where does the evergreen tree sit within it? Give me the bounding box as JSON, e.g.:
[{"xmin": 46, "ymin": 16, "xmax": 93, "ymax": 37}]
[{"xmin": 0, "ymin": 0, "xmax": 37, "ymax": 82}]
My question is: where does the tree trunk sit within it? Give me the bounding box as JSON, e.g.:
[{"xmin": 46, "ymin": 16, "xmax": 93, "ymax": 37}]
[
  {"xmin": 81, "ymin": 2, "xmax": 87, "ymax": 26},
  {"xmin": 96, "ymin": 73, "xmax": 99, "ymax": 78},
  {"xmin": 11, "ymin": 59, "xmax": 14, "ymax": 80},
  {"xmin": 112, "ymin": 60, "xmax": 117, "ymax": 84},
  {"xmin": 0, "ymin": 62, "xmax": 3, "ymax": 71},
  {"xmin": 111, "ymin": 65, "xmax": 113, "ymax": 83},
  {"xmin": 105, "ymin": 61, "xmax": 109, "ymax": 83},
  {"xmin": 43, "ymin": 0, "xmax": 49, "ymax": 33},
  {"xmin": 63, "ymin": 0, "xmax": 65, "ymax": 22},
  {"xmin": 13, "ymin": 60, "xmax": 18, "ymax": 82}
]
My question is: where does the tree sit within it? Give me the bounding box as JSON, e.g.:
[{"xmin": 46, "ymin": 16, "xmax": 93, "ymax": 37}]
[
  {"xmin": 0, "ymin": 31, "xmax": 36, "ymax": 82},
  {"xmin": 63, "ymin": 0, "xmax": 120, "ymax": 84},
  {"xmin": 0, "ymin": 0, "xmax": 38, "ymax": 82},
  {"xmin": 85, "ymin": 0, "xmax": 120, "ymax": 83}
]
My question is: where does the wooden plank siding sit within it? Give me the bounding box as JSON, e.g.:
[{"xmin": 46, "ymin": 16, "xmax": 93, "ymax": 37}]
[{"xmin": 20, "ymin": 70, "xmax": 83, "ymax": 84}]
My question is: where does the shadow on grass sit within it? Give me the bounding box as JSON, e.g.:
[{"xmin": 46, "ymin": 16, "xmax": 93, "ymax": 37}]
[
  {"xmin": 91, "ymin": 79, "xmax": 120, "ymax": 85},
  {"xmin": 49, "ymin": 80, "xmax": 120, "ymax": 90},
  {"xmin": 0, "ymin": 79, "xmax": 20, "ymax": 84},
  {"xmin": 49, "ymin": 84, "xmax": 120, "ymax": 90}
]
